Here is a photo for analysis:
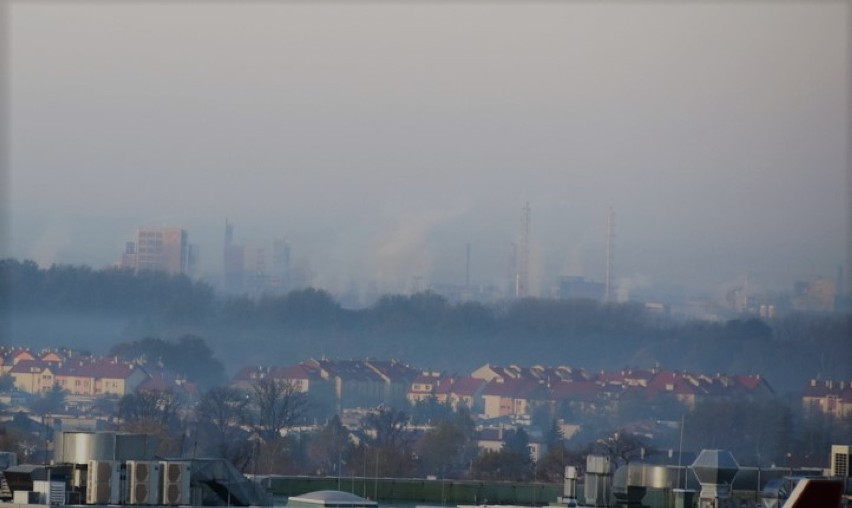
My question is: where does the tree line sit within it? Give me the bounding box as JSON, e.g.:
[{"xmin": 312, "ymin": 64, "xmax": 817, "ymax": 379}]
[{"xmin": 2, "ymin": 258, "xmax": 850, "ymax": 393}]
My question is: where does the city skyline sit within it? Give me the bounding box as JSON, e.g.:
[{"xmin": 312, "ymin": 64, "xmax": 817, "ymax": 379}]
[{"xmin": 3, "ymin": 2, "xmax": 849, "ymax": 297}]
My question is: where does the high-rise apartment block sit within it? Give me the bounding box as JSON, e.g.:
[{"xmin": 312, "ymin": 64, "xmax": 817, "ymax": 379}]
[{"xmin": 122, "ymin": 227, "xmax": 190, "ymax": 275}]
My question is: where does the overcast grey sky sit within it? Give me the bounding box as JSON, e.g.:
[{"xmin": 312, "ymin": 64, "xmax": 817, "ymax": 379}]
[{"xmin": 4, "ymin": 1, "xmax": 849, "ymax": 297}]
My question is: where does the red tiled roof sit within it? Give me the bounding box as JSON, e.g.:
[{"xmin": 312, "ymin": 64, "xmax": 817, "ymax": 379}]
[
  {"xmin": 435, "ymin": 376, "xmax": 487, "ymax": 396},
  {"xmin": 9, "ymin": 359, "xmax": 49, "ymax": 374},
  {"xmin": 54, "ymin": 361, "xmax": 97, "ymax": 378},
  {"xmin": 645, "ymin": 371, "xmax": 706, "ymax": 396},
  {"xmin": 81, "ymin": 359, "xmax": 137, "ymax": 380},
  {"xmin": 549, "ymin": 380, "xmax": 603, "ymax": 401},
  {"xmin": 482, "ymin": 379, "xmax": 546, "ymax": 399},
  {"xmin": 734, "ymin": 374, "xmax": 765, "ymax": 391}
]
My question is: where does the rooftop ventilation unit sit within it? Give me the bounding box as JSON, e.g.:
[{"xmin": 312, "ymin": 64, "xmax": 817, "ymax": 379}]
[
  {"xmin": 160, "ymin": 461, "xmax": 190, "ymax": 505},
  {"xmin": 584, "ymin": 455, "xmax": 611, "ymax": 507},
  {"xmin": 126, "ymin": 461, "xmax": 160, "ymax": 505},
  {"xmin": 690, "ymin": 449, "xmax": 739, "ymax": 508},
  {"xmin": 33, "ymin": 480, "xmax": 65, "ymax": 506},
  {"xmin": 86, "ymin": 460, "xmax": 120, "ymax": 505},
  {"xmin": 830, "ymin": 444, "xmax": 850, "ymax": 477}
]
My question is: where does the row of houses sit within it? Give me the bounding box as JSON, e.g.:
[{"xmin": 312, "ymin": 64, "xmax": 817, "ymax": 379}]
[
  {"xmin": 232, "ymin": 359, "xmax": 417, "ymax": 410},
  {"xmin": 12, "ymin": 347, "xmax": 845, "ymax": 422},
  {"xmin": 0, "ymin": 347, "xmax": 193, "ymax": 398},
  {"xmin": 231, "ymin": 360, "xmax": 775, "ymax": 419}
]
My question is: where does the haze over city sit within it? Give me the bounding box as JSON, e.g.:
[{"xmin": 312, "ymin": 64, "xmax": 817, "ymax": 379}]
[{"xmin": 3, "ymin": 2, "xmax": 849, "ymax": 298}]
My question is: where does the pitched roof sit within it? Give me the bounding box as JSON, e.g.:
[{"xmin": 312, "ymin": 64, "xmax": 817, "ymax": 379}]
[
  {"xmin": 646, "ymin": 371, "xmax": 707, "ymax": 396},
  {"xmin": 271, "ymin": 364, "xmax": 322, "ymax": 381},
  {"xmin": 482, "ymin": 378, "xmax": 547, "ymax": 399},
  {"xmin": 435, "ymin": 376, "xmax": 487, "ymax": 396},
  {"xmin": 803, "ymin": 380, "xmax": 852, "ymax": 402},
  {"xmin": 312, "ymin": 359, "xmax": 385, "ymax": 382},
  {"xmin": 365, "ymin": 360, "xmax": 419, "ymax": 382},
  {"xmin": 53, "ymin": 361, "xmax": 97, "ymax": 378},
  {"xmin": 548, "ymin": 380, "xmax": 603, "ymax": 401},
  {"xmin": 82, "ymin": 359, "xmax": 138, "ymax": 380},
  {"xmin": 734, "ymin": 374, "xmax": 771, "ymax": 392},
  {"xmin": 9, "ymin": 359, "xmax": 49, "ymax": 374}
]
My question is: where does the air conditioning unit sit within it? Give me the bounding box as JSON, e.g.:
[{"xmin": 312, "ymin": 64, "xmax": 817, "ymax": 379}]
[
  {"xmin": 33, "ymin": 480, "xmax": 65, "ymax": 505},
  {"xmin": 126, "ymin": 461, "xmax": 161, "ymax": 505},
  {"xmin": 159, "ymin": 461, "xmax": 191, "ymax": 505},
  {"xmin": 86, "ymin": 460, "xmax": 120, "ymax": 505},
  {"xmin": 830, "ymin": 445, "xmax": 851, "ymax": 478}
]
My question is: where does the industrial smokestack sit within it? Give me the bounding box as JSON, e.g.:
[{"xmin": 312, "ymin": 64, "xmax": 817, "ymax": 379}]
[
  {"xmin": 605, "ymin": 207, "xmax": 615, "ymax": 303},
  {"xmin": 517, "ymin": 202, "xmax": 531, "ymax": 298},
  {"xmin": 465, "ymin": 242, "xmax": 471, "ymax": 289}
]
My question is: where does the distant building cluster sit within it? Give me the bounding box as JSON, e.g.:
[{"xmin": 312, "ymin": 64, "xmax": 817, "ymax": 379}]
[
  {"xmin": 0, "ymin": 347, "xmax": 194, "ymax": 399},
  {"xmin": 223, "ymin": 219, "xmax": 293, "ymax": 295},
  {"xmin": 104, "ymin": 217, "xmax": 851, "ymax": 315}
]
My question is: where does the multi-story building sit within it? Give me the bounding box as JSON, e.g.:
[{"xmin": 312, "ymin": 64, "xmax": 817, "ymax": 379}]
[
  {"xmin": 792, "ymin": 278, "xmax": 837, "ymax": 312},
  {"xmin": 122, "ymin": 226, "xmax": 190, "ymax": 275}
]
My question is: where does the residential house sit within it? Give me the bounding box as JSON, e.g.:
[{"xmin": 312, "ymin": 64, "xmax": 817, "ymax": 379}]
[
  {"xmin": 231, "ymin": 365, "xmax": 274, "ymax": 391},
  {"xmin": 138, "ymin": 365, "xmax": 197, "ymax": 399},
  {"xmin": 802, "ymin": 379, "xmax": 852, "ymax": 419},
  {"xmin": 9, "ymin": 360, "xmax": 56, "ymax": 394},
  {"xmin": 434, "ymin": 376, "xmax": 487, "ymax": 412},
  {"xmin": 305, "ymin": 359, "xmax": 388, "ymax": 409},
  {"xmin": 548, "ymin": 380, "xmax": 605, "ymax": 416},
  {"xmin": 645, "ymin": 371, "xmax": 708, "ymax": 409},
  {"xmin": 89, "ymin": 359, "xmax": 147, "ymax": 396},
  {"xmin": 732, "ymin": 374, "xmax": 774, "ymax": 398},
  {"xmin": 481, "ymin": 378, "xmax": 548, "ymax": 419},
  {"xmin": 477, "ymin": 426, "xmax": 547, "ymax": 461},
  {"xmin": 408, "ymin": 372, "xmax": 446, "ymax": 404},
  {"xmin": 364, "ymin": 360, "xmax": 420, "ymax": 407},
  {"xmin": 53, "ymin": 361, "xmax": 97, "ymax": 396}
]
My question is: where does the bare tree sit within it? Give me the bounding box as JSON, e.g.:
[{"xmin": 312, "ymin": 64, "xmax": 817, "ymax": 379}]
[
  {"xmin": 118, "ymin": 388, "xmax": 185, "ymax": 456},
  {"xmin": 196, "ymin": 386, "xmax": 251, "ymax": 465},
  {"xmin": 247, "ymin": 378, "xmax": 308, "ymax": 440},
  {"xmin": 119, "ymin": 388, "xmax": 183, "ymax": 431},
  {"xmin": 362, "ymin": 406, "xmax": 410, "ymax": 449},
  {"xmin": 360, "ymin": 406, "xmax": 417, "ymax": 477},
  {"xmin": 595, "ymin": 429, "xmax": 651, "ymax": 465}
]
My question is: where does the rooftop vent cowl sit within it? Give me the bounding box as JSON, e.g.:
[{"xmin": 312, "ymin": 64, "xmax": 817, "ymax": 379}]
[{"xmin": 690, "ymin": 449, "xmax": 740, "ymax": 503}]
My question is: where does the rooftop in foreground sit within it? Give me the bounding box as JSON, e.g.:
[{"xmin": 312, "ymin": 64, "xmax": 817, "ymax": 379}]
[{"xmin": 287, "ymin": 490, "xmax": 379, "ymax": 508}]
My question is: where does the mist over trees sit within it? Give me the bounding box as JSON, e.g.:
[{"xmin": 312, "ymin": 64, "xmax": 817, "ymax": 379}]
[{"xmin": 2, "ymin": 259, "xmax": 850, "ymax": 394}]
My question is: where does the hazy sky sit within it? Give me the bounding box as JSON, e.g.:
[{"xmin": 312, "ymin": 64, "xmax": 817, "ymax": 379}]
[{"xmin": 4, "ymin": 1, "xmax": 849, "ymax": 297}]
